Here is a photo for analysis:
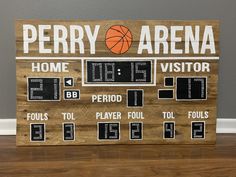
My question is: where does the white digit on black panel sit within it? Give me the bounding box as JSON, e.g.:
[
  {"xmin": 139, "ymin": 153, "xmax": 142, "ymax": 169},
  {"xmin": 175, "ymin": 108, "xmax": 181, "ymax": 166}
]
[
  {"xmin": 109, "ymin": 123, "xmax": 118, "ymax": 139},
  {"xmin": 127, "ymin": 90, "xmax": 143, "ymax": 107},
  {"xmin": 163, "ymin": 122, "xmax": 175, "ymax": 139},
  {"xmin": 191, "ymin": 122, "xmax": 205, "ymax": 139},
  {"xmin": 130, "ymin": 122, "xmax": 143, "ymax": 140},
  {"xmin": 30, "ymin": 123, "xmax": 45, "ymax": 142},
  {"xmin": 104, "ymin": 63, "xmax": 115, "ymax": 81},
  {"xmin": 92, "ymin": 63, "xmax": 103, "ymax": 82},
  {"xmin": 63, "ymin": 123, "xmax": 75, "ymax": 141},
  {"xmin": 193, "ymin": 78, "xmax": 205, "ymax": 98},
  {"xmin": 135, "ymin": 62, "xmax": 147, "ymax": 82},
  {"xmin": 30, "ymin": 78, "xmax": 43, "ymax": 100},
  {"xmin": 53, "ymin": 78, "xmax": 59, "ymax": 100},
  {"xmin": 131, "ymin": 62, "xmax": 134, "ymax": 82},
  {"xmin": 98, "ymin": 123, "xmax": 119, "ymax": 140}
]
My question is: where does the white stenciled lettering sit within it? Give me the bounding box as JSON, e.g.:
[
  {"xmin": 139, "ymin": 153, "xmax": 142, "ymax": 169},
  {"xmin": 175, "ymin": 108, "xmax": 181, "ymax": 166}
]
[
  {"xmin": 27, "ymin": 113, "xmax": 48, "ymax": 121},
  {"xmin": 160, "ymin": 62, "xmax": 210, "ymax": 73},
  {"xmin": 92, "ymin": 95, "xmax": 122, "ymax": 103},
  {"xmin": 23, "ymin": 24, "xmax": 100, "ymax": 54},
  {"xmin": 138, "ymin": 25, "xmax": 216, "ymax": 54},
  {"xmin": 188, "ymin": 111, "xmax": 209, "ymax": 119},
  {"xmin": 96, "ymin": 112, "xmax": 122, "ymax": 120},
  {"xmin": 32, "ymin": 62, "xmax": 69, "ymax": 72}
]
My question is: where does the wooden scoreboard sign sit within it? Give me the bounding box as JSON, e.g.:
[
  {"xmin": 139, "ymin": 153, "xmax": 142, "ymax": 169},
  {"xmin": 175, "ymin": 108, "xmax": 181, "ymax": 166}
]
[{"xmin": 16, "ymin": 20, "xmax": 219, "ymax": 146}]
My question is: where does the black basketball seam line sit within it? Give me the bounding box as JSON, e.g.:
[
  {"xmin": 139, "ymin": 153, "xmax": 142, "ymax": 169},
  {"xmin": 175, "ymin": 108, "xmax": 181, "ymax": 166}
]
[
  {"xmin": 118, "ymin": 26, "xmax": 132, "ymax": 40},
  {"xmin": 109, "ymin": 30, "xmax": 129, "ymax": 52},
  {"xmin": 120, "ymin": 32, "xmax": 131, "ymax": 50},
  {"xmin": 106, "ymin": 35, "xmax": 125, "ymax": 40},
  {"xmin": 120, "ymin": 37, "xmax": 125, "ymax": 53},
  {"xmin": 125, "ymin": 37, "xmax": 131, "ymax": 49},
  {"xmin": 110, "ymin": 27, "xmax": 132, "ymax": 39},
  {"xmin": 119, "ymin": 26, "xmax": 132, "ymax": 47}
]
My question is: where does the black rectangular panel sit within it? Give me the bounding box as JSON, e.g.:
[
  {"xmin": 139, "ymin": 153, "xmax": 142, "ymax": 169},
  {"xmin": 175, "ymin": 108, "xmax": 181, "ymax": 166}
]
[
  {"xmin": 130, "ymin": 123, "xmax": 142, "ymax": 140},
  {"xmin": 127, "ymin": 90, "xmax": 143, "ymax": 107},
  {"xmin": 87, "ymin": 61, "xmax": 151, "ymax": 83},
  {"xmin": 98, "ymin": 123, "xmax": 119, "ymax": 140},
  {"xmin": 177, "ymin": 77, "xmax": 207, "ymax": 100},
  {"xmin": 63, "ymin": 123, "xmax": 75, "ymax": 141},
  {"xmin": 28, "ymin": 78, "xmax": 60, "ymax": 101},
  {"xmin": 192, "ymin": 122, "xmax": 205, "ymax": 139},
  {"xmin": 30, "ymin": 124, "xmax": 45, "ymax": 141},
  {"xmin": 163, "ymin": 122, "xmax": 175, "ymax": 139},
  {"xmin": 158, "ymin": 90, "xmax": 173, "ymax": 99}
]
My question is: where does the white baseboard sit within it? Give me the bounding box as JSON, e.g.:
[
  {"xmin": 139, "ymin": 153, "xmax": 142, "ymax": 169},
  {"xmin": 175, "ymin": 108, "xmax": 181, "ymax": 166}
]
[
  {"xmin": 0, "ymin": 119, "xmax": 16, "ymax": 135},
  {"xmin": 216, "ymin": 119, "xmax": 236, "ymax": 133},
  {"xmin": 0, "ymin": 118, "xmax": 235, "ymax": 135}
]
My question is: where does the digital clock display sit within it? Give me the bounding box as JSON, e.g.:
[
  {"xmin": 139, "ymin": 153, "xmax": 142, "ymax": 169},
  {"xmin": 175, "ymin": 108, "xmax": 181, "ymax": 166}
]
[{"xmin": 86, "ymin": 61, "xmax": 151, "ymax": 83}]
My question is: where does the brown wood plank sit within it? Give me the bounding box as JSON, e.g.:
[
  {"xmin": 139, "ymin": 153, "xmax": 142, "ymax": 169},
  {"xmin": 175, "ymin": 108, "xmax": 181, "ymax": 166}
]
[{"xmin": 0, "ymin": 135, "xmax": 236, "ymax": 177}]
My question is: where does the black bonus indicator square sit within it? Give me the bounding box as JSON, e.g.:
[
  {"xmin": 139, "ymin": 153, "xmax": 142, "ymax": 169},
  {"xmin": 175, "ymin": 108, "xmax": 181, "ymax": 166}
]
[
  {"xmin": 63, "ymin": 123, "xmax": 75, "ymax": 141},
  {"xmin": 164, "ymin": 77, "xmax": 174, "ymax": 87},
  {"xmin": 30, "ymin": 124, "xmax": 45, "ymax": 142},
  {"xmin": 192, "ymin": 122, "xmax": 205, "ymax": 139},
  {"xmin": 127, "ymin": 90, "xmax": 143, "ymax": 107},
  {"xmin": 98, "ymin": 123, "xmax": 119, "ymax": 140},
  {"xmin": 130, "ymin": 122, "xmax": 143, "ymax": 140}
]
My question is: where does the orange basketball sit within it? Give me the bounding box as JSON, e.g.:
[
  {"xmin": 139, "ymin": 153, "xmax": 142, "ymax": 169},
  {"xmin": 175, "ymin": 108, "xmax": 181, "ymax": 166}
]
[{"xmin": 105, "ymin": 25, "xmax": 132, "ymax": 54}]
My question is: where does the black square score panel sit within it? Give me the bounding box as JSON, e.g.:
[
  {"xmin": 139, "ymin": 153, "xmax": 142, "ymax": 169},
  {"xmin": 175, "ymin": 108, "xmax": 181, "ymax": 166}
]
[
  {"xmin": 164, "ymin": 77, "xmax": 174, "ymax": 87},
  {"xmin": 127, "ymin": 90, "xmax": 143, "ymax": 107},
  {"xmin": 30, "ymin": 124, "xmax": 45, "ymax": 142},
  {"xmin": 28, "ymin": 78, "xmax": 60, "ymax": 101},
  {"xmin": 130, "ymin": 123, "xmax": 142, "ymax": 140},
  {"xmin": 192, "ymin": 122, "xmax": 205, "ymax": 139},
  {"xmin": 177, "ymin": 77, "xmax": 207, "ymax": 100}
]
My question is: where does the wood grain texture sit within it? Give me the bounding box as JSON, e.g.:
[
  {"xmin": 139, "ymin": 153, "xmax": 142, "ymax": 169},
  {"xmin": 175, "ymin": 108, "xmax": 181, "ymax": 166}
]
[
  {"xmin": 16, "ymin": 20, "xmax": 219, "ymax": 146},
  {"xmin": 0, "ymin": 135, "xmax": 236, "ymax": 177}
]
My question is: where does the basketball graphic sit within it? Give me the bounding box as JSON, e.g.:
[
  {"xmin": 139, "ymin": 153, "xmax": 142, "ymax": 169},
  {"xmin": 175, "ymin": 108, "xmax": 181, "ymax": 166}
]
[{"xmin": 105, "ymin": 25, "xmax": 132, "ymax": 54}]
